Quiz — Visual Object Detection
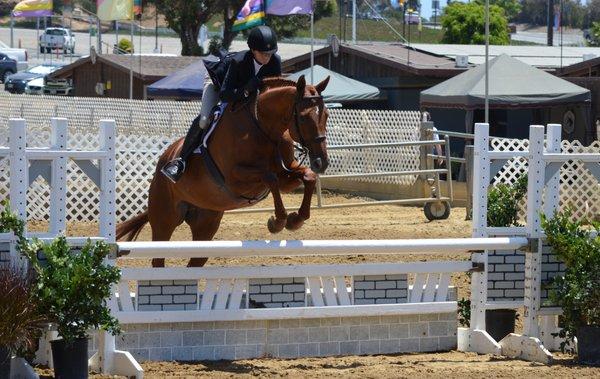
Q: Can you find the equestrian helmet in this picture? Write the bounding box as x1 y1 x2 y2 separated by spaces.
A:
247 26 278 53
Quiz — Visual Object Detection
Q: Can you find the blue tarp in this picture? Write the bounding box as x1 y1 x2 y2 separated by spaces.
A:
146 59 207 100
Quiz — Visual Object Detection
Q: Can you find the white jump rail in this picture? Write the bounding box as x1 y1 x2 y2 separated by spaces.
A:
116 237 529 259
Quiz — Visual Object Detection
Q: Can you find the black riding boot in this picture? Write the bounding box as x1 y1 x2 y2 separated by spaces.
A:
161 118 204 183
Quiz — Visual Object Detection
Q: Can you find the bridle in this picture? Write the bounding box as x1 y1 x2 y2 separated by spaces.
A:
245 91 326 169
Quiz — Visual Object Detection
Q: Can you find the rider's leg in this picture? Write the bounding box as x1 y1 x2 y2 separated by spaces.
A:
162 82 219 183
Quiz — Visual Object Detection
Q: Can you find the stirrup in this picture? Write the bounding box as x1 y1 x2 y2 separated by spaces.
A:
161 158 186 183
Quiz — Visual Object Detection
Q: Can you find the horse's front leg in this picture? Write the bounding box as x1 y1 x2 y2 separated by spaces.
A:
285 167 318 231
232 166 288 233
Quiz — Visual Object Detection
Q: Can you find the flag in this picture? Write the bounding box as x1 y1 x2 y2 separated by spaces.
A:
12 0 53 17
232 0 265 32
97 0 133 21
266 0 313 15
133 0 142 16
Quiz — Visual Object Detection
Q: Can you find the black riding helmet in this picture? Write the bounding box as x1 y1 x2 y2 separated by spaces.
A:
247 26 278 54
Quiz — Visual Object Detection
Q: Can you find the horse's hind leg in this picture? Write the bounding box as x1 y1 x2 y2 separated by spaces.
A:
148 181 187 267
185 206 224 267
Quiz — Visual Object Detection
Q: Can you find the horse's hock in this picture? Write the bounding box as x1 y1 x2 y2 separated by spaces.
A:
3 117 600 376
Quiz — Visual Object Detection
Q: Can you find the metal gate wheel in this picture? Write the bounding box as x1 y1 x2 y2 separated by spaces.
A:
424 201 451 221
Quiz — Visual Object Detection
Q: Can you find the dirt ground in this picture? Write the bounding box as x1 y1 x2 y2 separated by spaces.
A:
30 192 599 378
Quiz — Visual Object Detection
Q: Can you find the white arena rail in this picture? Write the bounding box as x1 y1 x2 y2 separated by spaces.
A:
116 237 529 258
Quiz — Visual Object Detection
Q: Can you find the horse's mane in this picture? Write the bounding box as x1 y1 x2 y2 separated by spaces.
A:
261 77 297 91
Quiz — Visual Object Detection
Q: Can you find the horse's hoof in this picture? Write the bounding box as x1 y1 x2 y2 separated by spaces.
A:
285 212 305 231
267 216 286 233
152 258 165 268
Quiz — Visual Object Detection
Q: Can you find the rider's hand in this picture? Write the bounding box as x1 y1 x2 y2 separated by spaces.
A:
244 77 263 96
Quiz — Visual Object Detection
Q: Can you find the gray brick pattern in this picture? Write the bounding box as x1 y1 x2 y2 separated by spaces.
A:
249 278 305 308
353 275 408 305
90 313 457 361
487 246 565 303
138 280 198 311
0 241 10 267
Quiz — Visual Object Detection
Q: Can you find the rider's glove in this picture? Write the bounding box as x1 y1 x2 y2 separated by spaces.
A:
243 77 263 97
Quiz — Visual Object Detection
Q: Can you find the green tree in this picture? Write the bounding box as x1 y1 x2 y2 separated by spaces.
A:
150 0 220 56
474 0 521 22
441 2 509 45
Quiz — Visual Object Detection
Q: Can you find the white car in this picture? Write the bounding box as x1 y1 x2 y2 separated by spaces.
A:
24 77 44 95
0 40 28 71
39 27 76 54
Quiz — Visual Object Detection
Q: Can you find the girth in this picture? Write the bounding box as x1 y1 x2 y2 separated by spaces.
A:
199 146 270 205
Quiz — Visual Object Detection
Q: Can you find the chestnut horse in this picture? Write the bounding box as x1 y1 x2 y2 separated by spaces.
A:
116 75 330 267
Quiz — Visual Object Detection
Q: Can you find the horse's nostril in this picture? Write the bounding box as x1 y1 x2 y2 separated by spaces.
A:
313 158 323 170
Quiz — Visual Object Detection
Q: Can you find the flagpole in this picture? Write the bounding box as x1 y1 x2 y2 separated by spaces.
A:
352 0 357 44
485 0 489 124
130 18 134 100
310 2 314 85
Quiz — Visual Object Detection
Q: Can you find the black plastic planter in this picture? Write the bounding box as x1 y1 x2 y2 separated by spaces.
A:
486 309 516 342
577 326 600 366
50 338 89 379
0 346 11 379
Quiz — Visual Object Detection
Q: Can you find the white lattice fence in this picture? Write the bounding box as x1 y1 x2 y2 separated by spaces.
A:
326 110 422 186
1 95 424 223
491 137 600 221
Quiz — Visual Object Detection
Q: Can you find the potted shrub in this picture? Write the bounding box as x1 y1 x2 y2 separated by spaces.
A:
541 210 600 365
0 201 47 379
485 175 527 340
25 237 122 378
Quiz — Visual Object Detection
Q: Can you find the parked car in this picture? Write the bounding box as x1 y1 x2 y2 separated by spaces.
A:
39 27 75 54
405 13 420 25
0 40 28 71
0 53 17 83
24 77 44 95
43 78 73 96
4 64 63 94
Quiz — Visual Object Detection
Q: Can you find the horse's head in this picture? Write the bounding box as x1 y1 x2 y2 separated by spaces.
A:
291 75 330 174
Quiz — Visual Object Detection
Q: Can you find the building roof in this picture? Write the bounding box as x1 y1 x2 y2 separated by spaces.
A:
283 43 465 77
49 53 201 81
411 44 600 69
287 65 380 102
420 54 590 110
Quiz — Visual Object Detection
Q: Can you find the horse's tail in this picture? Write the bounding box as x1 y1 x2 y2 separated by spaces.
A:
116 210 149 241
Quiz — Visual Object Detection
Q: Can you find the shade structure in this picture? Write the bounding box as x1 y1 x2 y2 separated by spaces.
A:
146 59 207 100
420 54 590 110
287 65 380 103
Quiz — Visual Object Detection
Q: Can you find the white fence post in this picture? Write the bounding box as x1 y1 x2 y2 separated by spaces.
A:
9 119 28 232
544 124 561 218
49 118 68 236
470 123 489 330
523 125 545 338
99 120 116 242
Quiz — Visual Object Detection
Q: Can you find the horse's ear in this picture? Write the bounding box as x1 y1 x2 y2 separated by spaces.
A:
315 76 330 95
296 75 306 100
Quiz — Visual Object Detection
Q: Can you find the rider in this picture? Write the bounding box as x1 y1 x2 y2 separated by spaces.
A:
161 25 282 183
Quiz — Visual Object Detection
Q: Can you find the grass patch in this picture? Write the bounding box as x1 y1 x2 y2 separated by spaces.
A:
296 16 444 44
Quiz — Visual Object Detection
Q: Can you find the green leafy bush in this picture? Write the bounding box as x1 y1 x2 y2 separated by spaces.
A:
458 298 471 327
441 2 510 45
541 210 600 352
0 200 27 251
25 237 121 343
117 38 134 54
487 175 528 227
